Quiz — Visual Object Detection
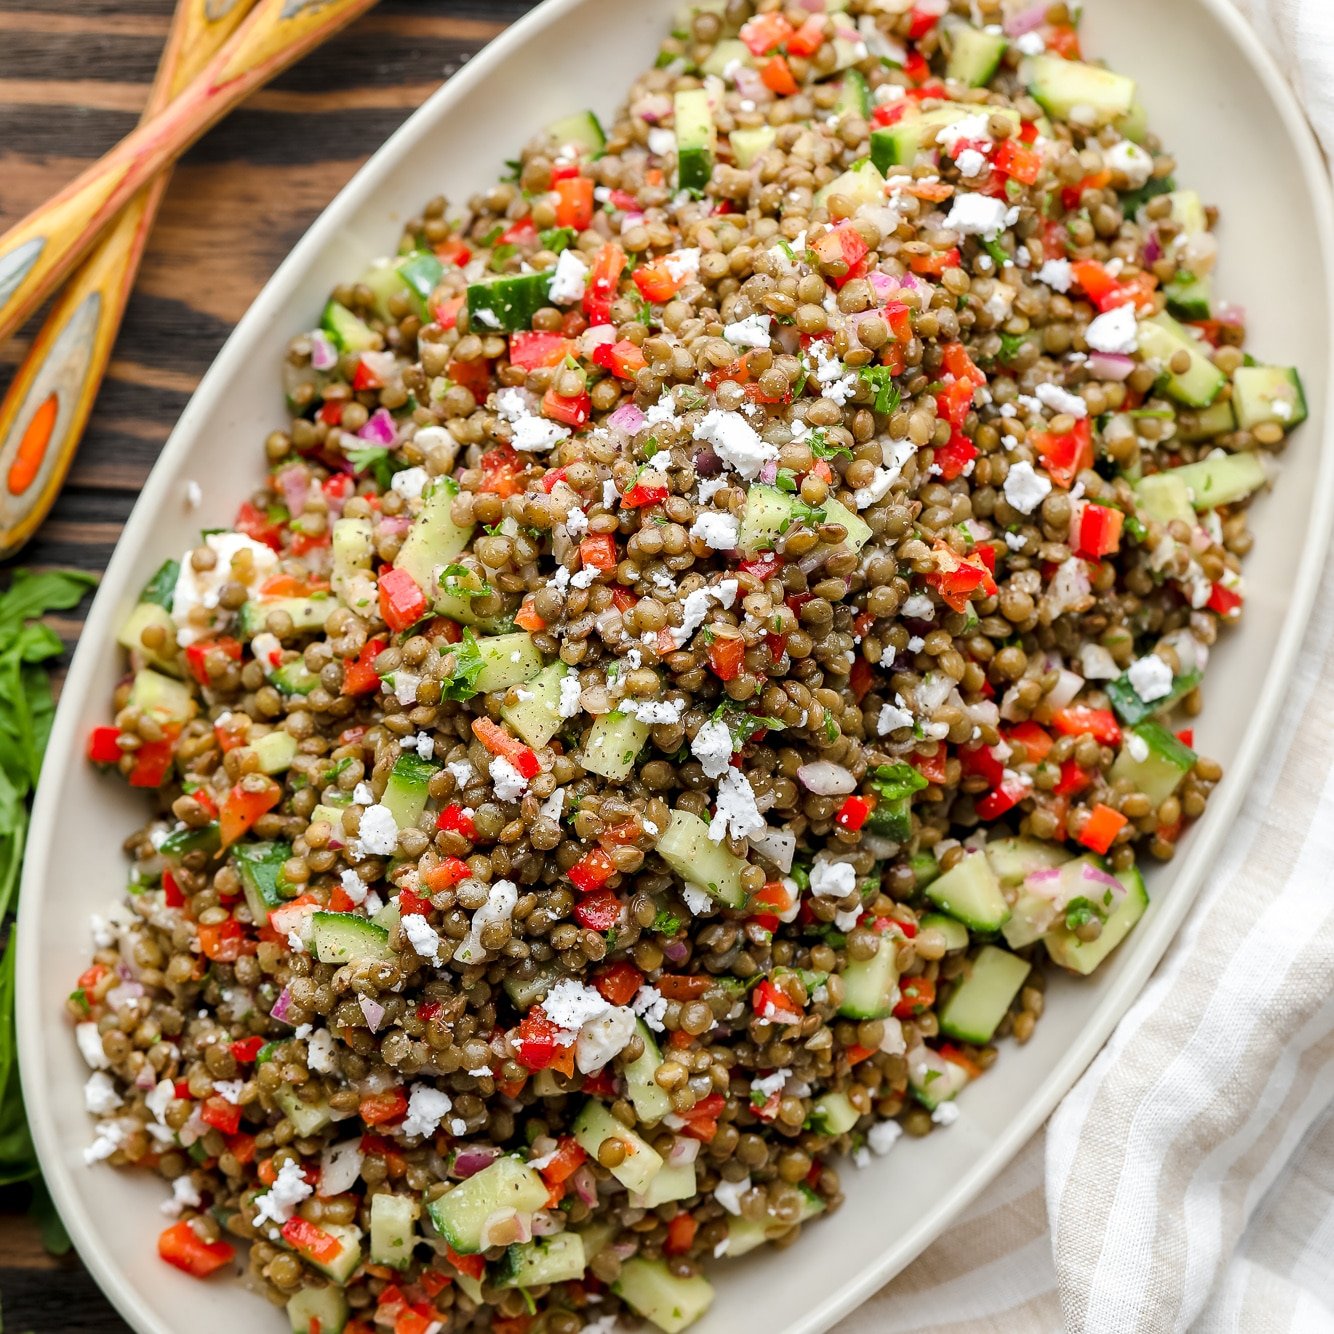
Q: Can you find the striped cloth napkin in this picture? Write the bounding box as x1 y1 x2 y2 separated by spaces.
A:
840 2 1334 1330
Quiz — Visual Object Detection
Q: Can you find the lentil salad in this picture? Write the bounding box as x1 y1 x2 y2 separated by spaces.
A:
70 2 1306 1332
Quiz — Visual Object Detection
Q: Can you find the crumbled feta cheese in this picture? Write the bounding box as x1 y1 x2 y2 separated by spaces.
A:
307 1028 338 1074
145 1080 174 1123
868 1120 904 1155
1105 139 1154 189
401 1085 453 1139
877 698 914 735
212 1079 245 1105
576 1006 637 1072
723 314 772 348
1127 654 1173 702
713 1176 751 1216
1085 303 1139 354
402 913 444 966
171 532 278 647
631 699 684 726
695 408 777 480
691 718 734 779
1126 732 1150 763
689 510 740 550
352 781 375 806
944 192 1010 239
810 854 857 899
84 1071 122 1115
446 760 474 790
547 248 589 305
1003 460 1052 515
931 1101 960 1127
662 249 700 282
647 126 677 157
539 788 566 824
84 1121 126 1165
879 1017 906 1056
391 467 429 501
696 475 730 504
669 583 732 648
632 984 668 1032
450 1119 468 1136
750 1069 790 1101
1036 258 1072 292
1005 531 1027 552
76 1022 109 1070
489 755 529 802
160 1174 203 1217
709 768 766 842
954 147 988 178
454 879 518 965
557 673 583 719
543 978 612 1039
879 644 897 668
936 114 993 153
680 884 713 916
563 506 589 538
1036 382 1088 418
407 732 435 761
1079 642 1120 680
254 1157 314 1227
354 804 398 857
513 415 571 453
908 636 927 653
901 593 935 620
391 672 421 706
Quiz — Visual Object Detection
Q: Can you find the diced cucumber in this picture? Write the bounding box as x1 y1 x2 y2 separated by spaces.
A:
1232 365 1307 432
496 1231 588 1288
919 913 970 952
809 1089 859 1135
425 1156 548 1254
730 125 775 168
1115 100 1149 144
305 1223 362 1285
907 1045 970 1111
1026 54 1136 122
271 661 319 696
330 517 376 614
286 1286 349 1334
308 911 393 965
116 603 179 673
870 103 1015 172
674 88 716 194
911 852 941 889
253 730 298 775
1044 862 1148 974
369 1192 419 1269
984 835 1070 887
1108 720 1196 805
502 961 560 1012
1166 189 1208 235
814 158 885 212
614 1258 714 1334
1133 472 1195 526
1165 271 1212 322
1106 664 1201 726
274 1084 333 1137
864 793 911 841
821 496 873 551
580 710 650 781
1000 890 1059 950
159 822 220 860
547 109 606 155
925 852 1010 933
397 251 444 319
630 1158 697 1208
938 945 1031 1045
474 631 544 694
654 808 749 908
360 259 412 321
232 841 291 924
321 300 378 354
737 484 799 553
835 69 871 119
466 272 553 333
622 1019 672 1124
500 660 569 749
1169 451 1268 509
822 33 868 75
394 480 474 598
572 1101 664 1195
1136 314 1225 407
1176 398 1236 443
701 38 751 78
380 751 440 830
129 668 196 726
943 23 1007 87
724 1187 824 1257
837 937 899 1020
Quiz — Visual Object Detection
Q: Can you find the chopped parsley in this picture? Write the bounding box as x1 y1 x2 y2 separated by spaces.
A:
439 630 487 701
858 365 901 415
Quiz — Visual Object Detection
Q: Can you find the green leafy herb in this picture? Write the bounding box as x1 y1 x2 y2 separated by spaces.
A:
488 243 520 273
501 158 523 184
652 909 683 936
808 430 852 461
858 365 901 415
438 564 493 600
138 559 179 610
538 226 575 254
347 445 408 492
774 469 799 493
440 629 486 701
1119 174 1176 216
982 236 1009 269
1064 897 1099 932
480 222 505 247
712 703 785 749
997 331 1029 363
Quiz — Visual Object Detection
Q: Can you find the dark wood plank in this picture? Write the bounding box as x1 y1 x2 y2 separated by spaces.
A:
0 1 535 1324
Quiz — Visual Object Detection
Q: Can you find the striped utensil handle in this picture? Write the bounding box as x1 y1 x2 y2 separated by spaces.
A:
0 0 261 559
0 0 379 350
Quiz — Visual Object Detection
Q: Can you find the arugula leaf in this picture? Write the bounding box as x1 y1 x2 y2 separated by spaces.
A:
440 629 486 701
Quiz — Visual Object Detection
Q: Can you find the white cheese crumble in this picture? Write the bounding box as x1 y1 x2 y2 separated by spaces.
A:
543 978 612 1039
539 787 566 823
1126 732 1150 763
575 1006 637 1073
160 1174 203 1217
84 1071 122 1115
877 697 914 735
391 467 429 501
647 126 677 157
879 644 897 668
547 248 589 305
680 884 713 916
1127 654 1174 702
901 593 935 620
76 1022 109 1070
713 1176 751 1217
401 1085 453 1139
446 759 474 790
632 984 668 1032
695 407 777 480
352 781 375 805
1036 382 1089 418
402 913 444 966
84 1121 126 1166
931 1101 961 1127
668 580 737 648
691 718 734 779
1036 258 1073 292
709 768 766 842
810 854 856 899
631 699 684 726
662 248 700 282
1105 139 1154 189
1015 29 1046 55
943 192 1010 240
557 673 583 718
690 511 740 550
307 1028 338 1074
868 1120 904 1155
489 755 529 801
722 314 772 348
353 804 398 857
406 733 435 761
954 147 988 178
936 114 993 153
254 1158 314 1227
1085 303 1139 354
454 879 518 965
1003 460 1052 515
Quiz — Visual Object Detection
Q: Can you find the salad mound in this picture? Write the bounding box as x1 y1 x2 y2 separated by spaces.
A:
72 3 1301 1332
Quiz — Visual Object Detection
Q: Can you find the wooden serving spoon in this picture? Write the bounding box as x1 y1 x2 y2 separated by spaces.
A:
0 0 262 559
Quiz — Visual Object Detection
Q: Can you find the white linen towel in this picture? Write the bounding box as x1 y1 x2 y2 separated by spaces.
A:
842 2 1334 1329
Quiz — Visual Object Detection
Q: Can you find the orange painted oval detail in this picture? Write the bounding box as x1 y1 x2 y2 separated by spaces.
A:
9 392 57 496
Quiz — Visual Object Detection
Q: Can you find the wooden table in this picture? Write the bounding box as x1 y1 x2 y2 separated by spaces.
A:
0 0 531 1325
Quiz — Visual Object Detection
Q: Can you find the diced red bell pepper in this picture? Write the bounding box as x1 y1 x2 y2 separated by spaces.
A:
512 1009 564 1071
786 12 826 53
902 49 930 84
554 176 594 230
1060 169 1112 212
579 533 618 573
632 259 687 304
1078 803 1129 855
542 385 592 427
925 540 997 612
1207 583 1242 618
941 343 986 389
893 975 935 1018
162 868 185 908
342 637 387 696
907 4 942 38
377 566 428 633
509 331 575 370
849 656 874 704
933 432 978 482
752 978 803 1025
471 717 541 779
569 847 617 894
993 138 1042 185
959 743 1005 789
573 889 623 932
939 1043 984 1079
87 725 122 765
499 217 538 247
594 961 645 1007
351 351 398 393
740 11 794 54
537 1136 588 1190
834 793 876 832
1051 706 1122 746
909 246 961 277
593 338 647 379
129 737 175 789
1073 502 1125 560
760 54 799 96
184 637 242 686
656 975 711 1000
621 479 669 508
872 100 910 128
359 1087 408 1126
935 378 977 431
514 595 547 632
433 235 471 266
432 293 465 330
911 748 949 785
1043 21 1082 58
1053 759 1092 796
234 499 283 551
479 443 523 497
707 636 745 681
975 772 1032 820
219 777 282 848
1031 418 1093 489
422 856 472 892
230 1036 265 1064
158 1220 235 1278
201 1096 242 1136
436 804 477 840
810 223 870 287
1070 259 1157 313
398 887 431 918
664 1212 698 1256
197 917 249 963
583 242 626 325
677 1090 724 1142
1006 721 1053 765
282 1216 343 1265
445 1245 487 1282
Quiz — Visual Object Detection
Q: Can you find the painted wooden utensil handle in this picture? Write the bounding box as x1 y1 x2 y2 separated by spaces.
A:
0 0 260 559
0 0 379 349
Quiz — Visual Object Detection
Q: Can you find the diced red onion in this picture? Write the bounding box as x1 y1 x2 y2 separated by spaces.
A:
609 1238 640 1262
632 92 673 124
1075 862 1125 896
376 515 412 542
531 1211 566 1237
135 1065 159 1091
479 1209 530 1249
269 985 294 1025
759 458 779 485
733 65 770 104
1143 230 1162 264
580 323 617 354
1004 2 1049 35
1215 301 1246 327
105 982 144 1012
452 1146 502 1179
662 937 690 965
359 997 386 1032
750 826 796 873
1047 668 1085 710
796 761 857 796
608 403 646 433
1025 866 1065 891
319 1138 365 1196
570 1163 599 1207
357 407 398 446
1086 352 1136 382
668 1137 700 1167
796 546 829 576
310 330 339 372
275 464 310 515
867 271 896 301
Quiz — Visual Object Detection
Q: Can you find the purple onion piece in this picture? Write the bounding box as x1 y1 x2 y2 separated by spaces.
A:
1086 352 1136 382
570 1162 599 1207
269 985 294 1025
662 937 690 965
608 402 647 433
357 407 398 445
310 330 339 372
694 446 722 476
1004 1 1049 35
452 1145 502 1179
359 996 386 1033
796 761 857 796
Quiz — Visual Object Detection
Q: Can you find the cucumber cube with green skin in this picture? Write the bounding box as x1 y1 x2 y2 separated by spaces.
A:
1167 452 1268 510
116 603 179 674
821 496 873 551
546 109 606 154
870 104 1020 171
943 23 1008 87
394 480 474 600
1175 398 1237 443
500 660 569 748
495 1232 588 1289
473 631 544 694
271 661 319 696
369 1192 419 1269
729 125 775 168
614 1258 714 1334
723 1185 823 1257
159 822 220 860
425 1156 548 1254
939 945 1032 1045
1133 472 1195 526
129 668 196 726
380 751 440 830
907 1045 971 1111
622 1019 672 1124
674 88 716 193
286 1286 349 1334
303 1223 362 1285
308 911 393 965
396 251 444 318
1231 365 1307 431
1115 101 1149 144
320 300 378 354
654 808 749 908
503 961 561 1012
572 1101 664 1195
232 841 291 924
737 484 802 553
1108 720 1197 805
1136 314 1226 407
580 710 650 781
864 794 911 841
813 158 886 212
1165 271 1213 321
466 271 553 333
1166 189 1208 235
1045 862 1148 974
919 913 970 953
253 730 298 775
911 852 941 889
237 595 334 640
359 259 412 321
835 69 871 118
1105 665 1201 726
1000 891 1059 949
809 1089 860 1135
275 1085 333 1137
925 851 1011 933
983 836 1070 888
630 1159 697 1208
331 516 376 612
837 937 900 1020
1025 54 1137 122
